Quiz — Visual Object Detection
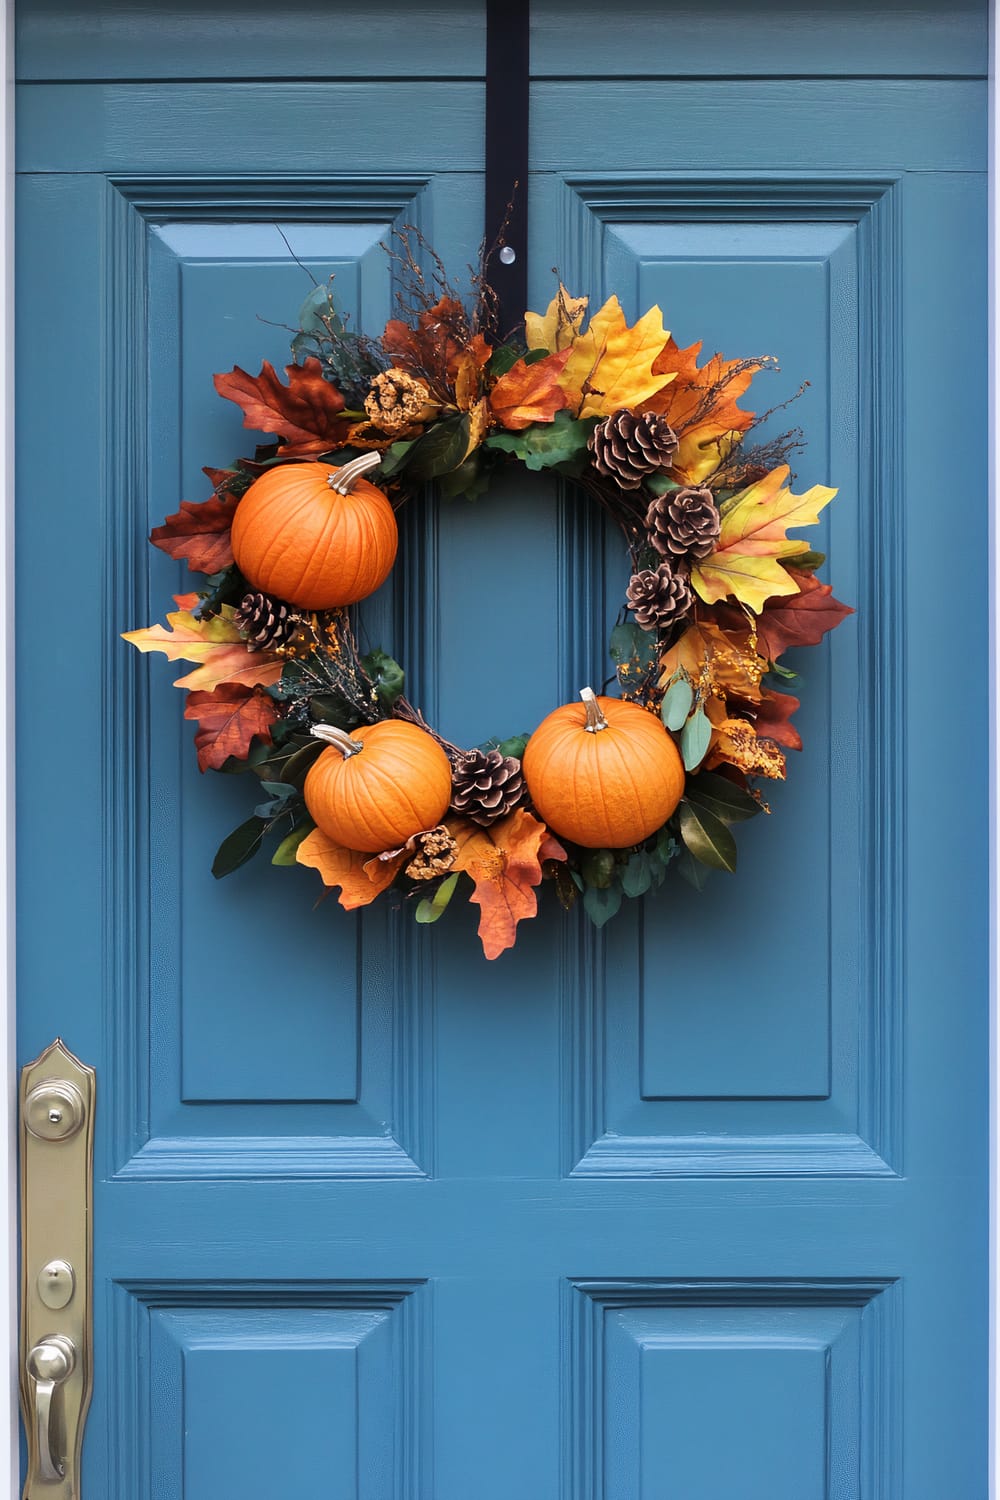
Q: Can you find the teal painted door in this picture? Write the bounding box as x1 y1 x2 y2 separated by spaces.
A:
15 2 988 1494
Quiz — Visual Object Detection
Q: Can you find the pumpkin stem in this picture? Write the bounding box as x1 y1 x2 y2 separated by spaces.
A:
310 723 364 757
328 451 382 495
580 686 608 734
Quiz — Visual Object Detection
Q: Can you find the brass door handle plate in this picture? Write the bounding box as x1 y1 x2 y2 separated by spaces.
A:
19 1041 94 1498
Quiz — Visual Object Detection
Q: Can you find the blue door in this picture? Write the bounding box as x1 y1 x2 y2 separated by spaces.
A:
16 2 988 1494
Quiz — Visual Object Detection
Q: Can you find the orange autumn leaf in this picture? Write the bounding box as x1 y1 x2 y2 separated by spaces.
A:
122 603 284 693
703 696 786 780
383 297 476 391
295 827 400 909
559 296 674 419
640 338 763 484
659 618 767 703
488 347 572 430
150 494 236 575
184 684 278 772
213 356 350 455
445 808 567 959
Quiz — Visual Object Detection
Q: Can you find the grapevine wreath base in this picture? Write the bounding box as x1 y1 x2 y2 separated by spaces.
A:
126 234 852 958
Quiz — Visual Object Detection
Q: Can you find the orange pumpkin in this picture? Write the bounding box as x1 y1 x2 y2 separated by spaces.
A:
522 687 684 848
304 719 453 853
231 452 398 610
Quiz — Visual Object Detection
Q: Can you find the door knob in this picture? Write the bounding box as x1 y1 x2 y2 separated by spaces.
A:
25 1336 76 1481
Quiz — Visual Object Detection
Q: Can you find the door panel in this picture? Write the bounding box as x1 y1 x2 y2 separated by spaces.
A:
15 3 989 1496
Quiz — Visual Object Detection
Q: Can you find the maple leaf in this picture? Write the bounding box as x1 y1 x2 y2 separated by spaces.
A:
559 296 674 419
183 685 278 772
640 338 762 485
751 572 854 661
488 347 572 430
382 297 474 392
751 687 802 750
122 603 284 692
659 619 766 703
445 808 567 959
150 495 236 575
213 356 349 455
691 465 836 614
525 284 589 352
295 827 400 909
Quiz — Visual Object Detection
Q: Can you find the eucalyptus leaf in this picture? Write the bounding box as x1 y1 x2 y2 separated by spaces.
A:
609 621 658 679
581 849 617 890
272 823 314 866
415 872 461 924
661 676 694 731
583 883 623 929
212 816 268 878
767 661 799 680
676 847 714 890
680 707 712 771
784 549 826 572
678 801 738 873
621 850 653 898
644 472 682 497
684 771 761 823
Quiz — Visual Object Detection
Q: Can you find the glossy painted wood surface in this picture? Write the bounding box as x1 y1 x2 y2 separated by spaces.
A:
14 1 989 1495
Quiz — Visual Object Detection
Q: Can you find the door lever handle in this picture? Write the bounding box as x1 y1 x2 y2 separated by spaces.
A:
25 1336 76 1482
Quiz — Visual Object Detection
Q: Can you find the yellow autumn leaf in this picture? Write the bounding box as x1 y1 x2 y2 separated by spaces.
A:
557 296 674 419
691 465 837 614
524 284 589 352
122 601 283 692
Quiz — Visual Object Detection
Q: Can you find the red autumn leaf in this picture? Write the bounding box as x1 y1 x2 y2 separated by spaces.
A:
382 297 475 392
489 347 572 430
445 808 567 959
753 572 854 661
751 687 802 750
150 495 236 575
213 356 349 455
183 685 278 772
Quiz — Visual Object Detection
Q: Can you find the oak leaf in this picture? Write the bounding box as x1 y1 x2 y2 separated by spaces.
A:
150 495 236 575
691 465 836 613
122 602 284 692
213 356 349 455
184 684 278 771
445 808 567 959
525 284 589 352
559 296 674 419
295 827 400 909
641 338 762 485
488 347 572 430
751 572 854 661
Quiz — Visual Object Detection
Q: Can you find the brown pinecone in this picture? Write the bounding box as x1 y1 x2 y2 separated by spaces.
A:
646 486 720 562
450 748 525 827
406 825 459 881
235 591 299 651
626 563 694 631
588 409 679 489
364 369 438 433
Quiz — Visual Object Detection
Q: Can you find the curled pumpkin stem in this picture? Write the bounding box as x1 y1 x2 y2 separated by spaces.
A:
328 451 382 494
310 723 364 758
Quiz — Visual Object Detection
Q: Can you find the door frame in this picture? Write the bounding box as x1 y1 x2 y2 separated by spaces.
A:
0 4 995 1492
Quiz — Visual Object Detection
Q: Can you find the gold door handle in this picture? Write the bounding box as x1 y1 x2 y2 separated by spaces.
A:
25 1336 76 1481
19 1041 94 1499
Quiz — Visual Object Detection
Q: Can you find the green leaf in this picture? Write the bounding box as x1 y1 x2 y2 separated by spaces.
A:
678 801 738 873
784 549 826 572
676 847 713 890
485 410 595 473
583 883 623 929
377 438 417 479
684 771 761 824
495 734 529 759
609 621 658 684
581 849 617 890
404 414 471 481
621 850 653 898
415 871 461 924
487 343 524 378
272 823 314 865
212 816 268 878
767 660 799 681
361 647 405 709
680 707 712 771
644 472 682 497
661 676 694 731
653 829 679 867
254 737 324 788
439 453 492 503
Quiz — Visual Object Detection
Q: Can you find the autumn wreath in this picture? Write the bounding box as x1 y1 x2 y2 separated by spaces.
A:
126 233 852 958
